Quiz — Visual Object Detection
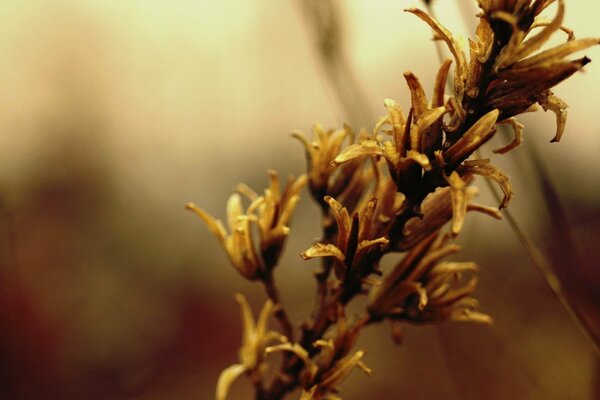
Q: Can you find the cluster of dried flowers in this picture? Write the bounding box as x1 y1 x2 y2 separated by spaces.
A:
188 1 598 399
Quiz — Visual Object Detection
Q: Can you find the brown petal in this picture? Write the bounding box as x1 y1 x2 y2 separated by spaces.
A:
443 109 499 166
185 202 228 243
406 8 467 99
384 98 407 157
413 106 447 154
404 72 428 119
446 172 468 236
517 0 565 61
433 59 452 107
539 94 568 142
493 118 524 154
300 243 345 263
514 37 600 69
334 140 382 164
462 160 512 209
216 363 247 400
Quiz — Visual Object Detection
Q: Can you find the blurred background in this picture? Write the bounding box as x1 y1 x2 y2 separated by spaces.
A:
0 0 599 399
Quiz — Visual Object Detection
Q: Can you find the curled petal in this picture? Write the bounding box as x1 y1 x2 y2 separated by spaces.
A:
358 198 377 240
462 160 512 209
334 140 382 165
425 262 479 293
267 170 281 203
514 37 600 70
313 339 335 352
355 237 390 263
447 172 468 236
279 195 301 228
443 109 499 166
226 193 245 233
493 118 524 154
467 203 503 219
434 59 452 107
236 183 259 200
539 94 568 142
265 343 318 381
417 106 448 132
405 150 432 172
384 98 407 156
406 241 462 283
405 8 467 100
255 298 275 339
185 202 227 243
517 0 565 61
319 350 371 389
397 189 453 251
529 19 574 42
325 195 352 249
235 293 258 342
413 107 448 154
216 364 247 400
301 243 345 263
291 130 314 158
430 275 479 306
403 72 428 119
447 306 492 324
357 237 389 252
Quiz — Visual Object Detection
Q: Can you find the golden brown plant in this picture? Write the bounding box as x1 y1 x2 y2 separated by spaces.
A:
188 1 598 399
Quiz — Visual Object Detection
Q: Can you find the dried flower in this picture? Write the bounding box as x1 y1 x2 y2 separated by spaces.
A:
300 194 391 283
187 2 597 398
409 0 600 145
215 294 287 400
368 232 491 325
237 170 308 269
293 124 369 207
299 350 371 400
187 171 306 279
396 178 502 250
186 195 262 280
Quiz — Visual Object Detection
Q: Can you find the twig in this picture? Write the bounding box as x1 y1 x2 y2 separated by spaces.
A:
475 148 600 357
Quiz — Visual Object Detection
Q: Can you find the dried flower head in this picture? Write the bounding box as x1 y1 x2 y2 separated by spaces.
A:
187 1 597 399
187 171 306 279
368 232 491 325
409 0 599 145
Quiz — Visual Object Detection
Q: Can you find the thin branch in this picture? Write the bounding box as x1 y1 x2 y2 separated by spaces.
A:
475 148 600 357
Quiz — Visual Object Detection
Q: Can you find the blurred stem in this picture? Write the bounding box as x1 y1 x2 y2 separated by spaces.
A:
475 148 600 357
295 0 375 126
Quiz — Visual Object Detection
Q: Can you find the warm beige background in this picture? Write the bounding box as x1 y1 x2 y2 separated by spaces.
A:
0 1 599 399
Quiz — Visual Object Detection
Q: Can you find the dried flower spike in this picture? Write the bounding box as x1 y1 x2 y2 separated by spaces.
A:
187 171 306 279
185 2 597 399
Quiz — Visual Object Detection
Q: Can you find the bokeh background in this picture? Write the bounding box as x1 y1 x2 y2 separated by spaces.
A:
1 0 599 399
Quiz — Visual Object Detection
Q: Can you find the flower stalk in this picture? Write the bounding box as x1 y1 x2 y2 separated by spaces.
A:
188 1 598 398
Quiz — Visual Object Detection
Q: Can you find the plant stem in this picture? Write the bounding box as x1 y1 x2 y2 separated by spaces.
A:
263 272 295 342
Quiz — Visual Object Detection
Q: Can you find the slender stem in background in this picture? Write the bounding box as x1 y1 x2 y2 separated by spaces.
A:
475 149 600 357
294 0 375 127
424 0 600 358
